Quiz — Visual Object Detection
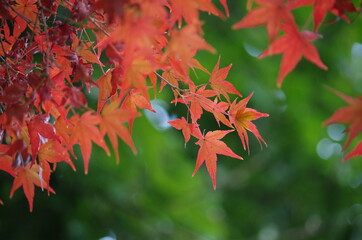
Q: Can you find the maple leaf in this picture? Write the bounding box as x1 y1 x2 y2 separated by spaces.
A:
287 0 356 30
168 117 201 144
121 89 155 131
323 90 362 149
165 25 215 75
11 0 38 36
229 93 269 153
10 163 55 212
330 0 358 23
28 115 60 161
38 140 74 168
344 141 362 161
100 100 138 163
0 0 12 19
94 0 130 23
313 0 336 31
0 145 14 176
168 0 223 28
159 70 180 98
71 33 102 66
209 57 242 102
233 0 296 41
124 56 156 99
38 140 75 190
173 85 219 123
96 70 113 112
259 24 328 87
68 111 110 174
219 0 229 16
193 130 243 189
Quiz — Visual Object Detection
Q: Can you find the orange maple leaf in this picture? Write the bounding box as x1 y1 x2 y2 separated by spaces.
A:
10 163 55 212
193 130 243 189
96 70 113 113
259 24 327 87
229 93 269 153
173 85 218 123
233 0 295 41
68 111 110 174
121 89 155 132
324 90 362 149
100 100 138 163
11 0 38 36
168 0 223 28
38 140 75 192
165 25 215 75
209 57 242 102
168 117 201 144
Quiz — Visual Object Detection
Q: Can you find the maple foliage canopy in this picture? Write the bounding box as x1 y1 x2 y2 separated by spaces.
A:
0 0 361 210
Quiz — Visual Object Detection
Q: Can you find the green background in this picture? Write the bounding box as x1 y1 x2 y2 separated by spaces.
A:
1 1 362 239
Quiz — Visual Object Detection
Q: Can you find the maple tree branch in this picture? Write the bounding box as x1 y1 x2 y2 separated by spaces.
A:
0 30 10 78
61 0 73 8
153 71 181 91
37 0 51 80
89 17 111 37
81 28 106 75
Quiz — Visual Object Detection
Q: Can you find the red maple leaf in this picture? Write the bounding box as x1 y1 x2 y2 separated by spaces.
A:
330 0 358 23
229 93 269 153
219 0 229 16
28 115 60 161
193 130 243 189
94 0 130 23
286 0 356 30
344 141 362 161
324 90 362 149
259 24 327 87
0 144 14 176
313 0 336 31
10 163 55 212
233 0 295 41
0 0 12 19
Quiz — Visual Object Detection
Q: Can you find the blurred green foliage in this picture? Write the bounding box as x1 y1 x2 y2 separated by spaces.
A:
1 1 362 240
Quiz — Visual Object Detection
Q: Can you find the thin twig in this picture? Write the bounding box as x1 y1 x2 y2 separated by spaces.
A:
89 17 111 37
82 27 106 75
0 22 11 79
37 0 51 79
153 71 182 91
